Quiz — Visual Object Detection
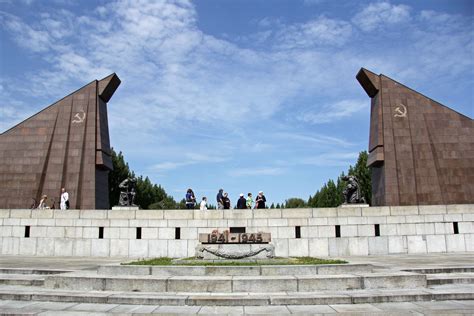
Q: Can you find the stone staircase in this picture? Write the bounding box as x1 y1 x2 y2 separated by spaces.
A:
401 267 474 286
0 263 472 307
0 268 71 287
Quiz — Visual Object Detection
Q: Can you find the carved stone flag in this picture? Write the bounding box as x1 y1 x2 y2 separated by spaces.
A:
0 74 121 209
357 68 473 206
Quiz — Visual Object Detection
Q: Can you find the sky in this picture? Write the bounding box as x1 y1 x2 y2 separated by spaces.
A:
0 0 473 206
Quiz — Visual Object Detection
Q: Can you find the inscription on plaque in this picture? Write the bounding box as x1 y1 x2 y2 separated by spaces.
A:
199 230 271 244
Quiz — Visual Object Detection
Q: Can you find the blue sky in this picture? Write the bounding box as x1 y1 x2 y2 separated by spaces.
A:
1 0 473 206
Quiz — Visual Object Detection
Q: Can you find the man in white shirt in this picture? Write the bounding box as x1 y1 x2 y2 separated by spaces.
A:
60 188 69 210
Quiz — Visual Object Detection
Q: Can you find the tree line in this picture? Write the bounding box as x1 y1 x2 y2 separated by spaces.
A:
283 151 371 208
109 149 371 209
109 149 184 209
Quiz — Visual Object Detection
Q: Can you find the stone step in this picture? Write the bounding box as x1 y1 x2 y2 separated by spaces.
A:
402 267 474 274
0 274 44 286
99 263 374 276
0 268 72 275
44 271 426 293
427 273 474 285
0 284 472 306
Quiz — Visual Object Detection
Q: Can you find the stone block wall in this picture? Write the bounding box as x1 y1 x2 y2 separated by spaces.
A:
0 205 472 258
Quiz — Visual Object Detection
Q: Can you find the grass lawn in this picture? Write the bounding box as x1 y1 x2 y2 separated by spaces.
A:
124 257 347 266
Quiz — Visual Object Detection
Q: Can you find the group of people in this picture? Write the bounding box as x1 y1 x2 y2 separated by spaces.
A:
186 188 267 210
37 188 70 210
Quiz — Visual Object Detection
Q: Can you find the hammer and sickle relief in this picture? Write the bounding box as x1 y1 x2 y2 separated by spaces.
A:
72 110 86 123
394 103 407 118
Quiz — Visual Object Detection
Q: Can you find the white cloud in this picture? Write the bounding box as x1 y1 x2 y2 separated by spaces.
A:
352 2 411 32
298 152 359 167
0 13 52 52
1 0 472 136
149 153 228 173
274 132 353 147
297 99 368 124
276 16 352 49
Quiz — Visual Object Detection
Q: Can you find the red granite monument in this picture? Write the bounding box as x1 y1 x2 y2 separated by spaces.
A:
0 74 120 209
357 68 473 206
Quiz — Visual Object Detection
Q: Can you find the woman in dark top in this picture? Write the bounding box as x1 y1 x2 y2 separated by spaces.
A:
255 191 266 209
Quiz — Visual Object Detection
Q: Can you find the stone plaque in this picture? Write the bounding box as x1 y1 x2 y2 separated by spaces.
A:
199 231 271 244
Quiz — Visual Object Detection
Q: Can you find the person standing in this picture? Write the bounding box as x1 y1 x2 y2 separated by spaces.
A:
60 188 69 210
255 191 266 209
37 195 48 209
246 193 254 209
200 197 208 210
223 192 231 209
185 188 196 209
237 193 246 209
216 189 224 210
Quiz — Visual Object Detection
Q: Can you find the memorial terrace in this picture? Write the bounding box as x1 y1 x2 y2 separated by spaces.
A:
0 204 472 258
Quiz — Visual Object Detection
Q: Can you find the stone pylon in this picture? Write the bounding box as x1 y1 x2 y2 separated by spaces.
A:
0 74 121 209
357 68 473 206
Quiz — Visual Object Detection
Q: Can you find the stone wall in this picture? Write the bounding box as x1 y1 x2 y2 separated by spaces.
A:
0 205 472 258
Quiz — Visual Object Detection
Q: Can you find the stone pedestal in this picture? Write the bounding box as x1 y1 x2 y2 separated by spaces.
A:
196 244 275 260
112 206 139 211
340 204 370 208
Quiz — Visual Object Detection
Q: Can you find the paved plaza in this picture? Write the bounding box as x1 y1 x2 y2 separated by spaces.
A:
0 253 472 314
0 298 473 315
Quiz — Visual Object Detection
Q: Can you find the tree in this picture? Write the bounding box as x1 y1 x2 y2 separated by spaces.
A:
309 150 372 207
348 151 371 205
270 203 275 209
108 149 132 207
284 198 307 208
109 149 178 209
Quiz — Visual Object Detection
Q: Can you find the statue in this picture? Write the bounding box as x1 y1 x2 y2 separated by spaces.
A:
118 177 137 206
341 175 366 204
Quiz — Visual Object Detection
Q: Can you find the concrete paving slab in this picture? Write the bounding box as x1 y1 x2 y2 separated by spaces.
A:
66 302 119 312
412 300 470 310
155 305 201 313
0 308 37 315
287 304 337 313
371 301 425 311
198 305 244 314
107 303 142 313
31 301 78 311
0 299 39 308
244 305 291 314
38 311 108 316
335 253 474 270
414 310 474 315
0 256 126 270
129 305 160 313
454 300 474 308
329 303 383 312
